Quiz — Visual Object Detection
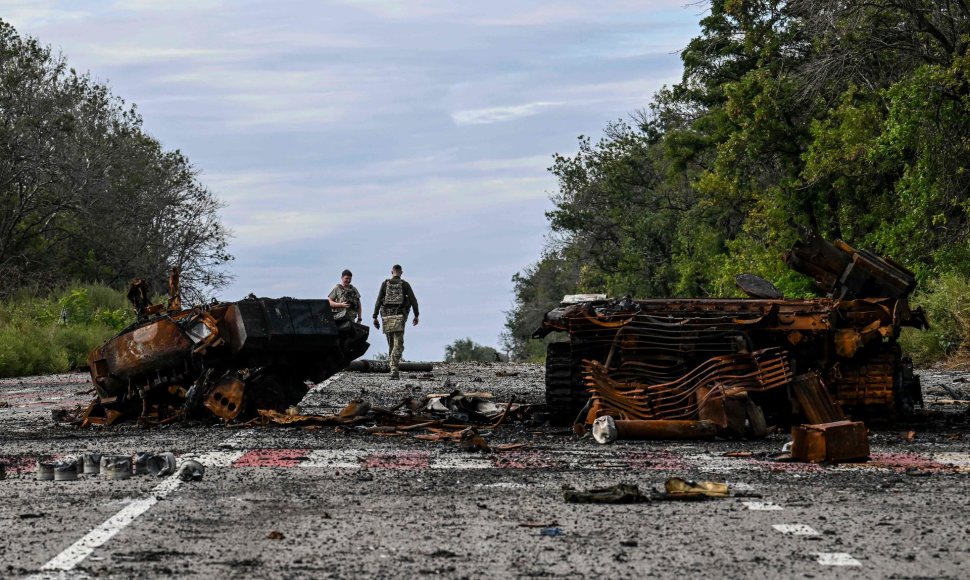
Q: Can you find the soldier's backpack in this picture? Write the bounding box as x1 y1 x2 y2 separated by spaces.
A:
383 279 404 306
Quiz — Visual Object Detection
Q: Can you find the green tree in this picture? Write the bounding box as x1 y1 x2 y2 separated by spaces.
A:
444 338 502 363
507 1 970 362
0 20 232 299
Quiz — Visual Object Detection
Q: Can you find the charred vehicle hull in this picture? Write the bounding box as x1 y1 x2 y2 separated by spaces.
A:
534 237 927 428
85 296 369 426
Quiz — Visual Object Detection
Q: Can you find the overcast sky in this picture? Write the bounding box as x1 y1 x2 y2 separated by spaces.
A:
3 0 701 360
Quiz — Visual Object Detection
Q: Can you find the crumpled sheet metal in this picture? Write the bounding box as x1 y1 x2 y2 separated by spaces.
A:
664 477 729 499
254 391 533 453
424 390 523 423
563 483 649 504
535 237 929 419
257 409 353 426
583 348 791 424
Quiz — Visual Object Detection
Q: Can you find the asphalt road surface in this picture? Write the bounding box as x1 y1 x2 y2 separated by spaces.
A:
1 363 968 579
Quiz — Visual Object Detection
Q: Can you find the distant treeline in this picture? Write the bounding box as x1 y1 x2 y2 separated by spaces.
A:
0 20 231 302
505 2 970 364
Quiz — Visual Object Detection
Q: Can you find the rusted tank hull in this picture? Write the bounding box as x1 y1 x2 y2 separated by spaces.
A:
89 317 194 398
537 237 927 428
85 296 369 425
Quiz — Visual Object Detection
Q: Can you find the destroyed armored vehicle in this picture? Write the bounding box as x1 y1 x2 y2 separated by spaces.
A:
82 269 369 426
534 237 928 428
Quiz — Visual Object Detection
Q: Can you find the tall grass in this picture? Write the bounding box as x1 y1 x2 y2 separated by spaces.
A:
899 273 970 367
0 284 133 377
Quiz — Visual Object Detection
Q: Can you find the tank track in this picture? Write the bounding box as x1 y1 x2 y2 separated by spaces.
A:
545 342 588 426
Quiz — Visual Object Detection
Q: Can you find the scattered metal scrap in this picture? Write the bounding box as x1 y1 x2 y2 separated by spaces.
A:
535 236 929 455
663 478 729 500
81 268 370 426
563 483 650 504
253 390 534 451
562 479 731 503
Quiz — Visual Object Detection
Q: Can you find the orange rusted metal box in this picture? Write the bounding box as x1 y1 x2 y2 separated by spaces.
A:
791 420 869 463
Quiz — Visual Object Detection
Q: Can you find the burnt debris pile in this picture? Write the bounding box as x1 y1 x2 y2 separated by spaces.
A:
535 237 929 460
81 268 370 427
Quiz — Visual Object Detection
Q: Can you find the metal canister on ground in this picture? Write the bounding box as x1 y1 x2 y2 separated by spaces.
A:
82 453 102 475
101 455 132 480
36 461 55 481
54 460 78 481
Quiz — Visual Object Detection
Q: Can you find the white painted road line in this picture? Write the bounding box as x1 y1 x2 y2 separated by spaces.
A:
932 452 970 472
30 451 229 576
813 552 862 566
684 453 747 472
772 524 819 536
183 450 246 467
742 501 783 511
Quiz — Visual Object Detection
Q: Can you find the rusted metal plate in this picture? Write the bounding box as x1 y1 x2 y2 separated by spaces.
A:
88 316 194 398
791 420 870 463
203 375 246 421
791 373 846 424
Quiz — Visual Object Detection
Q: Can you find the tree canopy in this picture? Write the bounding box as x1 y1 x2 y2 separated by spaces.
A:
505 1 970 359
0 20 231 301
444 338 502 363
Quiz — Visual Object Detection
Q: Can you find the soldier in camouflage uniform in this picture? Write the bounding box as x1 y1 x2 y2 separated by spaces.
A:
372 264 419 379
329 269 362 323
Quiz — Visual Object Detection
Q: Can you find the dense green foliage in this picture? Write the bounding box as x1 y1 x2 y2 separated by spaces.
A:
0 20 231 301
899 274 970 365
506 1 970 362
0 284 133 377
444 338 502 363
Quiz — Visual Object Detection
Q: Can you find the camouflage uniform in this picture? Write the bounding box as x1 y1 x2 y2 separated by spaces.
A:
373 276 419 376
328 283 361 322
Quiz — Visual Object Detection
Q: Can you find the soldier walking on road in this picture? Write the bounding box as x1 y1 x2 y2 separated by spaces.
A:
373 264 419 379
329 269 362 323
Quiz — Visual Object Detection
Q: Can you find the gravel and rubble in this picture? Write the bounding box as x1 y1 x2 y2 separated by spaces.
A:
0 362 968 579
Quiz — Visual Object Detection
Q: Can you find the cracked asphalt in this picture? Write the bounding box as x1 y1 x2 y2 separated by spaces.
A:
1 362 968 579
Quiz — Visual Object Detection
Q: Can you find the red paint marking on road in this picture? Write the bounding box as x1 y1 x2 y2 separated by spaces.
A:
625 451 688 471
232 449 308 467
0 454 56 473
362 451 430 469
868 452 947 472
492 451 557 469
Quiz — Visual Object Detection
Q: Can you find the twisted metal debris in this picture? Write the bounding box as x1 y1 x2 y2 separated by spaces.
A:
535 236 929 435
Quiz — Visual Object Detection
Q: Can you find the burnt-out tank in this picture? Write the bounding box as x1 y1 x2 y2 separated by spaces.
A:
83 272 369 426
533 237 928 427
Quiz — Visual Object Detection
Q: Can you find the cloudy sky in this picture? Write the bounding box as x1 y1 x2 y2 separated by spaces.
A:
3 0 701 360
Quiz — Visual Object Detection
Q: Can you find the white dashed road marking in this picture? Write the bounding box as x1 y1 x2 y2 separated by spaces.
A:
931 452 970 472
813 552 862 566
772 524 819 536
742 501 783 511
